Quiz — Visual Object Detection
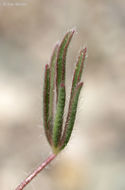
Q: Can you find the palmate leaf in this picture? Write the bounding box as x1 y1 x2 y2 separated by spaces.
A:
43 29 87 154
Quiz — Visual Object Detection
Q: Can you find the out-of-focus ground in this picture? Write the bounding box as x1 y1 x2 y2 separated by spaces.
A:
0 0 125 189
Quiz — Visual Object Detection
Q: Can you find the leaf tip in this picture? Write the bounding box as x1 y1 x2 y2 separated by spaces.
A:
45 64 49 70
60 83 65 88
69 27 76 34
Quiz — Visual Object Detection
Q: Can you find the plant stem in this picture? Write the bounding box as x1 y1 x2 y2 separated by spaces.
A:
15 153 56 190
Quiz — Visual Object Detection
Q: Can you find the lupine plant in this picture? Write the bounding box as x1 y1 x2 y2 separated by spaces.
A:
15 29 87 190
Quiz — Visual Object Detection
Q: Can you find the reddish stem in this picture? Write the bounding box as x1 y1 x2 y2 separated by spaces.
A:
15 153 56 190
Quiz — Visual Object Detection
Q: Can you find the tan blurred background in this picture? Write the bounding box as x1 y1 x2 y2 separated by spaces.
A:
0 0 125 189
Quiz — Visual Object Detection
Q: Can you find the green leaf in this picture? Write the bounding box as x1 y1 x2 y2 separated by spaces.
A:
71 47 86 98
56 29 75 99
52 84 66 147
60 82 83 150
43 64 52 144
49 44 59 124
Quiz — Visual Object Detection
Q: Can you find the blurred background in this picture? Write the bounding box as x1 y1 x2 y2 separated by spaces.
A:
0 0 125 189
